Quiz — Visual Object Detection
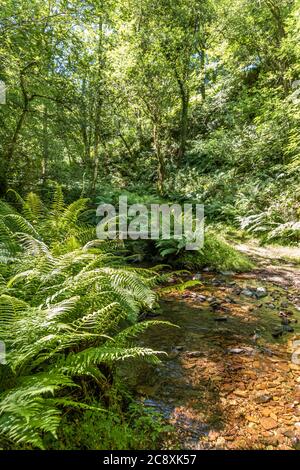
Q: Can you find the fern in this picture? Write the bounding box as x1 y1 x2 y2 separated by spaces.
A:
0 189 168 449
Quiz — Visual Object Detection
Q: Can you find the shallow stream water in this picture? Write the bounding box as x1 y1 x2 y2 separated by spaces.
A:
125 271 300 449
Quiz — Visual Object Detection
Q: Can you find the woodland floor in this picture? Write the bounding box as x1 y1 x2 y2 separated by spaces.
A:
132 243 300 450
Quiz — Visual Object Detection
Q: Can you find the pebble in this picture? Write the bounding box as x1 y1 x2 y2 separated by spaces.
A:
255 394 273 404
192 273 202 280
246 415 259 423
267 303 276 309
256 287 268 298
197 295 207 302
186 351 204 358
228 348 245 354
241 289 254 297
261 417 278 430
234 390 248 397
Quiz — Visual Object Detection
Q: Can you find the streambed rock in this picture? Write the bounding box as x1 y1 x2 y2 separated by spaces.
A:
186 351 205 358
260 417 278 430
192 273 202 280
256 287 268 298
255 394 273 404
197 295 207 302
241 288 254 297
240 286 268 299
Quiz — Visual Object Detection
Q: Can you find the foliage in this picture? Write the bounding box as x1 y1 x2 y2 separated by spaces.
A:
178 231 253 272
0 189 168 449
47 400 172 450
1 0 299 243
1 0 299 450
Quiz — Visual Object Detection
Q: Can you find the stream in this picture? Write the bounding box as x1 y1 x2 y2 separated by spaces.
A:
126 263 300 450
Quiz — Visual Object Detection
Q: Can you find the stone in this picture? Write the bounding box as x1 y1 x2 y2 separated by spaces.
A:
256 287 268 298
209 298 222 306
261 417 278 430
192 273 202 280
228 348 245 354
197 295 207 302
255 394 273 404
216 436 226 446
241 289 254 297
224 296 236 303
272 328 283 338
267 303 276 309
186 351 204 358
233 389 248 397
246 415 259 423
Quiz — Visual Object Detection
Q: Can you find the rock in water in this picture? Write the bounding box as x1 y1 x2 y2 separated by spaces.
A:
197 294 207 302
256 287 267 298
186 351 204 358
255 394 272 404
272 328 283 338
241 288 254 297
192 273 202 280
261 417 278 430
228 348 244 354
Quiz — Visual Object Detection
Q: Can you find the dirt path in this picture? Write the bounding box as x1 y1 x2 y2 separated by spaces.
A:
236 242 300 290
133 244 300 450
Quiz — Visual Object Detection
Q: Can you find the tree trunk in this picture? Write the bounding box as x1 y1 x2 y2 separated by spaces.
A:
91 18 104 196
178 91 189 161
200 49 206 101
153 123 165 195
41 104 49 184
175 74 189 162
0 105 28 197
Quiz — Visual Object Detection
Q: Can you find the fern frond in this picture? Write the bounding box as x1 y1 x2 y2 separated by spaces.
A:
23 192 45 222
59 198 90 229
1 214 40 239
51 184 65 215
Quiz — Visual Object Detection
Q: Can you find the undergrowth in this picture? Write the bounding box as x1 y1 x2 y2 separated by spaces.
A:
0 187 169 449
